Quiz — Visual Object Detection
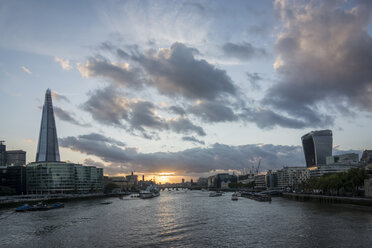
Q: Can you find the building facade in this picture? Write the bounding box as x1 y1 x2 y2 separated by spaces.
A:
361 150 372 165
254 174 267 189
277 166 309 189
26 162 103 194
301 130 333 167
5 150 26 166
308 164 358 178
36 89 60 162
0 142 6 167
266 170 278 189
0 141 26 167
326 153 359 165
208 173 237 189
365 179 372 198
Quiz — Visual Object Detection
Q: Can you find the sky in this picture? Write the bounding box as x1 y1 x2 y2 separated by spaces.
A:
0 0 371 183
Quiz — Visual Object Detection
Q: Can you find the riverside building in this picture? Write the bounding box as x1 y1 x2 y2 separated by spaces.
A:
26 89 103 194
26 162 103 194
277 166 309 190
0 141 26 167
301 130 333 167
0 141 27 194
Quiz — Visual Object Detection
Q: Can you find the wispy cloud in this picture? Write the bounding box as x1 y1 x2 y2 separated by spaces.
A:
51 91 70 103
21 66 32 74
54 56 72 70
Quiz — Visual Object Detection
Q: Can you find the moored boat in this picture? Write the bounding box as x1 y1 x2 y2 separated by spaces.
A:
15 202 64 212
15 204 30 212
209 192 223 197
140 184 160 199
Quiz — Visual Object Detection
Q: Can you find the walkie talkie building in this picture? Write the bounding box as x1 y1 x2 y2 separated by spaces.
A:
301 130 333 167
35 89 60 162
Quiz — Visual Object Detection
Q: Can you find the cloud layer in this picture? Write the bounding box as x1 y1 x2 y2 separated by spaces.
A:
264 0 372 125
59 133 306 174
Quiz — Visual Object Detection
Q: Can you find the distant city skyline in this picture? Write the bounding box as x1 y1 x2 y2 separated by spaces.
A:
1 0 372 183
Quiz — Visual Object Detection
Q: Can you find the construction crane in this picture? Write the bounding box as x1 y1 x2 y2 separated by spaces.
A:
256 158 262 174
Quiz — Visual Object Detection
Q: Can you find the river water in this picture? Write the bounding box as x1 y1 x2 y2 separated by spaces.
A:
1 190 372 247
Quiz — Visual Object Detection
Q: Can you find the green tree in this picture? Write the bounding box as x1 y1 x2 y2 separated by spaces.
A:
0 186 16 196
104 183 120 194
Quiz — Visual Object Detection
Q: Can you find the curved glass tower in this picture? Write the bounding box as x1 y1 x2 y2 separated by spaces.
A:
301 130 332 167
35 89 60 162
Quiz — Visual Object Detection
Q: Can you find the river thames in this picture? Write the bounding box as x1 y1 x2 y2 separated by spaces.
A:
1 191 372 248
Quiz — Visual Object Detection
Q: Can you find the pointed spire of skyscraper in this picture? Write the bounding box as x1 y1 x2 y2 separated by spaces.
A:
36 89 60 162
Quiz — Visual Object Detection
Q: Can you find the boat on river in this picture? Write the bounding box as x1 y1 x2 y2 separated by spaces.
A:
140 184 160 199
209 192 223 197
241 192 271 202
16 202 64 212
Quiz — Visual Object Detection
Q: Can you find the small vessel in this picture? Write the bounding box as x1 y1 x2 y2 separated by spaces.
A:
209 192 222 197
232 192 241 197
231 195 238 201
140 184 160 199
100 201 112 205
16 202 64 212
29 202 50 211
51 203 64 209
15 204 30 212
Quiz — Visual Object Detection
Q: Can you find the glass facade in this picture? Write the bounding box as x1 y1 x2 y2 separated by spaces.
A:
301 130 332 167
36 89 60 162
0 143 6 167
26 162 103 194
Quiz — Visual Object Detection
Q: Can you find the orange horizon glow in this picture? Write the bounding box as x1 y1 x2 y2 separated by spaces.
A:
104 172 195 184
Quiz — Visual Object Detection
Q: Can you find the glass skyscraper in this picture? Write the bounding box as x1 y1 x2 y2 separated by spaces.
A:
36 89 60 162
27 89 104 194
301 130 333 167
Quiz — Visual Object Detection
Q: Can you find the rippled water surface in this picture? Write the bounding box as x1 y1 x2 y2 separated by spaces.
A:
1 191 372 247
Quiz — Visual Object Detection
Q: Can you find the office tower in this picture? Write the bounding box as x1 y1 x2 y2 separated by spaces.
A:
0 141 5 166
6 150 26 166
35 89 60 162
301 130 332 167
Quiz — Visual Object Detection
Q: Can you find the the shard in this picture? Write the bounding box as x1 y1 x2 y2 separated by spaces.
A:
36 89 60 162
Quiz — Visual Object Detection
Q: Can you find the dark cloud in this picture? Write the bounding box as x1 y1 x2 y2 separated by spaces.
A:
79 133 126 147
60 134 307 174
84 158 105 168
241 107 308 129
168 118 206 136
78 57 144 89
264 0 372 125
53 106 88 127
169 106 186 116
132 42 237 100
189 101 238 123
83 86 205 137
128 101 164 131
59 135 136 163
81 41 334 130
83 86 129 126
222 42 266 60
182 136 205 145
